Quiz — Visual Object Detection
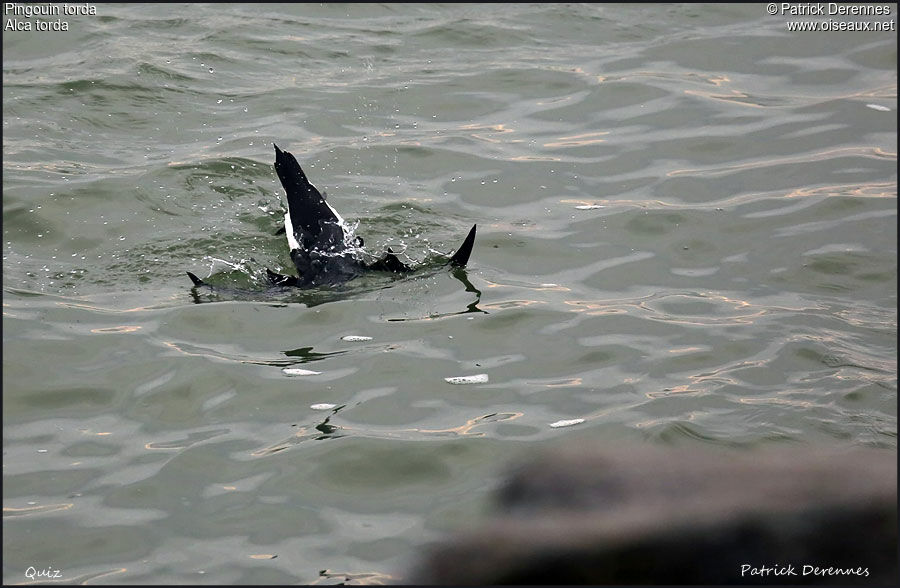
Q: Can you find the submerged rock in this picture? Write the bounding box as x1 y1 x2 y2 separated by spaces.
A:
410 446 897 584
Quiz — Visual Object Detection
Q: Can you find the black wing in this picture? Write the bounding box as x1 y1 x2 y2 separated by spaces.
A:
273 144 345 252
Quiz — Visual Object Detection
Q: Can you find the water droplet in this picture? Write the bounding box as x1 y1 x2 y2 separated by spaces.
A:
282 368 322 376
549 418 584 428
444 374 489 385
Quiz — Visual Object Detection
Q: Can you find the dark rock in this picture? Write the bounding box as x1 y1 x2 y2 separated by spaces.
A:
411 446 897 584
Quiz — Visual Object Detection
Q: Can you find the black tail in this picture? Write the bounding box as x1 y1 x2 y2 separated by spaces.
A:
186 271 204 286
449 224 477 267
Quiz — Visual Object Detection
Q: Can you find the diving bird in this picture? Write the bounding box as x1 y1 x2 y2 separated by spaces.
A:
187 144 476 289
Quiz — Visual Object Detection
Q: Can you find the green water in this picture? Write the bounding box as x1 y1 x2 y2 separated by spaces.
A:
3 3 897 584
